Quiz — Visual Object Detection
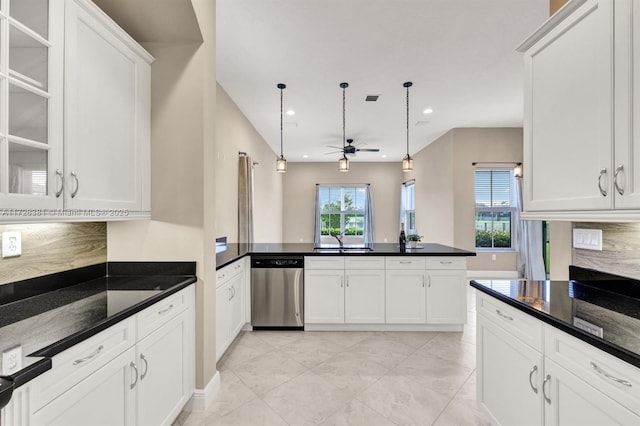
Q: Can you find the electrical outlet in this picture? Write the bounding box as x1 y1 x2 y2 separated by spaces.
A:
491 254 497 261
2 231 22 258
2 345 22 375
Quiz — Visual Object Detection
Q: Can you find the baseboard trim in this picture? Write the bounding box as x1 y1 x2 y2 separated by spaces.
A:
467 270 519 279
304 324 464 332
189 370 220 411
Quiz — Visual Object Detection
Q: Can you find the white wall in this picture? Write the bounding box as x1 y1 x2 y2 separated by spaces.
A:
282 162 402 243
216 84 283 242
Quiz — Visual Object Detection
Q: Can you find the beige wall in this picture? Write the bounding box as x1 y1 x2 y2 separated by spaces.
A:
107 0 218 390
0 223 106 285
282 162 402 243
216 84 283 242
549 221 572 280
405 128 523 272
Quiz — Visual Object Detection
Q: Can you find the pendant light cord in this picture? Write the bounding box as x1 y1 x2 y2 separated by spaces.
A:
405 82 411 156
342 85 346 149
280 86 284 158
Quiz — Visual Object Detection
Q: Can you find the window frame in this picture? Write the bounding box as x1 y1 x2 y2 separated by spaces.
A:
316 184 369 244
474 168 515 251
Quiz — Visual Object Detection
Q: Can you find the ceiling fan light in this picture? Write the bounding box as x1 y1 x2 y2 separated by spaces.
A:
402 154 413 172
339 156 350 172
276 156 287 173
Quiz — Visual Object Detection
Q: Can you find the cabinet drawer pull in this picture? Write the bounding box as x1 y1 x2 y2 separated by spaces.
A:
529 365 538 394
399 261 412 264
130 362 139 389
543 374 551 404
70 171 79 198
72 345 104 365
439 261 453 264
614 164 625 196
422 276 425 287
158 304 174 315
590 362 632 387
597 168 607 197
55 169 64 198
496 309 514 321
340 276 344 288
140 354 149 380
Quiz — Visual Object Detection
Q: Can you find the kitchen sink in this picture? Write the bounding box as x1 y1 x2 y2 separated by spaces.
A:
313 246 373 253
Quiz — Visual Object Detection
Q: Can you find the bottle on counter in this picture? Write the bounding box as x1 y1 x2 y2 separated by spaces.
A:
399 222 407 252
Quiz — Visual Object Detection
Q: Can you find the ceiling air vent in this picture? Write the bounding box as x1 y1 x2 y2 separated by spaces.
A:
365 95 379 102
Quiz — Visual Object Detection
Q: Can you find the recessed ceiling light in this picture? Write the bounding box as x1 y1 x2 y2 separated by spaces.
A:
286 109 295 116
381 154 388 158
423 107 434 114
303 154 309 158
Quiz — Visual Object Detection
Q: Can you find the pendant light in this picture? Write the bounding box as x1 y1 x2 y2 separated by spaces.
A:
402 81 414 172
276 83 287 173
339 82 350 172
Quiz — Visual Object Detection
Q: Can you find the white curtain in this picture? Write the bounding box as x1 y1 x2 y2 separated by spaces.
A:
313 185 321 246
363 185 374 244
399 182 407 231
513 176 546 280
238 154 254 244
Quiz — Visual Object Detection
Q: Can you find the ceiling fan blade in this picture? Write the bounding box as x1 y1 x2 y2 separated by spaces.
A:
324 150 343 155
356 148 380 152
325 145 345 150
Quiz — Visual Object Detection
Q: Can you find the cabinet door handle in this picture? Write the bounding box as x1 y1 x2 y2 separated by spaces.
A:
130 362 139 389
597 168 608 197
422 275 425 287
158 304 174 315
542 374 551 404
428 276 431 288
590 362 632 387
228 287 233 301
140 354 149 380
232 286 236 298
55 169 64 198
529 365 538 394
495 309 514 321
73 345 104 365
340 276 344 287
346 277 349 287
70 171 79 198
614 164 625 196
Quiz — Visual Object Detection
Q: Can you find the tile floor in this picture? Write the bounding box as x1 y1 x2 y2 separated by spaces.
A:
174 288 489 426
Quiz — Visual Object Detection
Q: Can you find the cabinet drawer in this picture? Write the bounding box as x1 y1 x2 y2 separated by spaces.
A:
30 317 136 412
544 324 640 415
385 257 426 270
426 257 467 270
345 256 385 270
216 259 245 286
305 256 345 270
477 293 542 351
137 286 192 341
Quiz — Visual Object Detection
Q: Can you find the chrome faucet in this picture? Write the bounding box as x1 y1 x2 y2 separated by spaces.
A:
332 232 344 248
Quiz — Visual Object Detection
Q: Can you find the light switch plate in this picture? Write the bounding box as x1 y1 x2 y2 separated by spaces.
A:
573 228 602 251
2 231 22 258
2 345 22 375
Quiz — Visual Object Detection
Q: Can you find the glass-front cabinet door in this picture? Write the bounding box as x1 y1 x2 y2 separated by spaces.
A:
1 0 63 216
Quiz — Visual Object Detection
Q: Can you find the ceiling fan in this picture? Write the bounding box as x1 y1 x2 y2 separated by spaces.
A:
325 139 381 156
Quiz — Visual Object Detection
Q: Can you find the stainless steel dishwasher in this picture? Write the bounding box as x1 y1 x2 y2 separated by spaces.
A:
251 256 304 330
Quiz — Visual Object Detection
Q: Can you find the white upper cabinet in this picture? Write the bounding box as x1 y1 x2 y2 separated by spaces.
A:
0 0 64 210
518 0 640 220
64 0 151 214
0 0 152 222
519 0 614 216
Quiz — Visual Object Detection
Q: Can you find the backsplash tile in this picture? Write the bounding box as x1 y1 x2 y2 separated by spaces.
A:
0 222 107 285
573 222 640 280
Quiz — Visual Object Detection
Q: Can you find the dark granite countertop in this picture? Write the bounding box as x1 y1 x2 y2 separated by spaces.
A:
216 242 475 270
0 262 196 388
471 266 640 369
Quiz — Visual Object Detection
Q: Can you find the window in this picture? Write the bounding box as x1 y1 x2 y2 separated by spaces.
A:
475 169 514 249
316 185 371 244
401 180 415 233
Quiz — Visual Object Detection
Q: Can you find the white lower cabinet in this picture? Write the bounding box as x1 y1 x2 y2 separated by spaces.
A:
386 269 426 323
477 294 640 426
215 259 246 361
28 285 195 426
344 270 385 323
304 269 345 324
426 269 466 324
32 348 136 426
477 312 543 426
544 359 640 426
